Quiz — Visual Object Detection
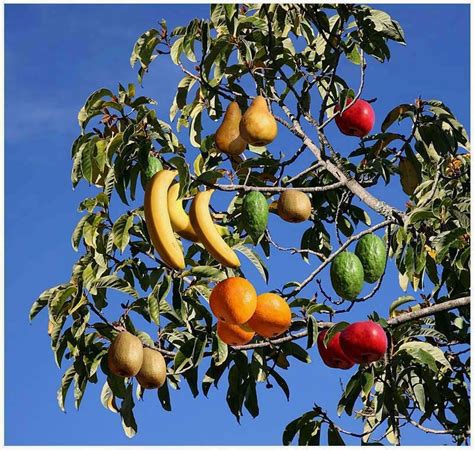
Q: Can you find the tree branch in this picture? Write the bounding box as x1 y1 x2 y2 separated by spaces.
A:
287 219 394 297
210 181 345 193
232 296 470 351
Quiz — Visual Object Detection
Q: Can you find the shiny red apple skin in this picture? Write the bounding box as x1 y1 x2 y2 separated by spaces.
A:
340 321 388 364
317 329 355 370
334 99 375 137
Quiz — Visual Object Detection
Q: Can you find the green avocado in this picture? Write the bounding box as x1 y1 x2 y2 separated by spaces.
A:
355 234 386 283
241 191 269 244
330 251 364 300
141 154 163 187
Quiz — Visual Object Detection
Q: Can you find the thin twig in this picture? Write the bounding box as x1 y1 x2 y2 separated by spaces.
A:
287 219 394 298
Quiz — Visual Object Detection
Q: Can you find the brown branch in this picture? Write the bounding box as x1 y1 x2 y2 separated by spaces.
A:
401 417 458 435
270 92 405 223
232 296 470 352
211 181 345 193
266 229 326 260
387 296 470 326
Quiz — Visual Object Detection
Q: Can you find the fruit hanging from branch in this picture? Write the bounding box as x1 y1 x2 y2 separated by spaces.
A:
217 321 255 346
340 321 388 364
335 98 375 137
209 277 257 325
277 190 312 223
247 293 292 338
355 234 387 283
144 169 186 270
136 348 167 390
241 191 269 244
215 101 248 156
240 95 278 146
189 190 240 268
107 331 144 378
330 251 365 300
317 330 355 370
167 182 200 242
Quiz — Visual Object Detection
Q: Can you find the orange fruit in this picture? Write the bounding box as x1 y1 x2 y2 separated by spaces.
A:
248 293 292 338
217 321 255 346
209 277 257 324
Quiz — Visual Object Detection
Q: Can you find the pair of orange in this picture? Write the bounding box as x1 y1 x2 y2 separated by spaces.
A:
209 277 292 346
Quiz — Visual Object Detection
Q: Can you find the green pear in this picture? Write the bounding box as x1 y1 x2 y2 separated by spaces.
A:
240 96 277 146
215 102 247 155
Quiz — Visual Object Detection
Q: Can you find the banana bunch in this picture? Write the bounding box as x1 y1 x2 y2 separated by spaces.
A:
144 169 240 270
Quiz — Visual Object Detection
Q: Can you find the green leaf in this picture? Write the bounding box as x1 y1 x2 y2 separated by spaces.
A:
215 336 229 366
327 425 345 445
269 369 290 401
148 273 171 326
282 342 311 363
389 295 415 317
158 381 172 411
71 213 92 251
78 88 114 130
57 365 76 412
112 213 134 253
91 275 138 297
244 379 259 418
170 36 184 64
234 244 269 283
120 384 137 438
100 381 120 413
381 104 412 132
323 322 350 347
397 341 451 371
306 315 319 349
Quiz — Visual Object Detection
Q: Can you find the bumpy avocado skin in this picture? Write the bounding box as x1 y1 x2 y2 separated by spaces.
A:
242 191 269 244
355 234 387 283
330 251 364 300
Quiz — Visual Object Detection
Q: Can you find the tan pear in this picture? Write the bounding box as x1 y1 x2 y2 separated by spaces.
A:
107 331 144 378
136 348 167 389
215 102 247 156
240 96 278 146
277 190 312 223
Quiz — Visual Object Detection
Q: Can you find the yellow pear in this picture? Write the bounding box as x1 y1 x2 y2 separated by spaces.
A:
240 96 277 146
136 348 167 389
107 331 144 378
215 102 247 156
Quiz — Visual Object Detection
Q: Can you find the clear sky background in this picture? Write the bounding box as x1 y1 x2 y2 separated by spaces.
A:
5 3 470 446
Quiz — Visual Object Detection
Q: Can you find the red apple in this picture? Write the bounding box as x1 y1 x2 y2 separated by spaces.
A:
317 329 355 370
334 98 375 137
340 321 388 364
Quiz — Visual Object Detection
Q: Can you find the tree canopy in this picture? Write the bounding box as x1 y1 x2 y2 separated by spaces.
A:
30 4 470 445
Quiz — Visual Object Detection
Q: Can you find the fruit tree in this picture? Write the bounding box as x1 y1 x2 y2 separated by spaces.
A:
30 4 470 445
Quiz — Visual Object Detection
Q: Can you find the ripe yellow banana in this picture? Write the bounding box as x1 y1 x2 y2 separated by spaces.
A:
189 190 240 268
144 170 185 270
167 183 200 242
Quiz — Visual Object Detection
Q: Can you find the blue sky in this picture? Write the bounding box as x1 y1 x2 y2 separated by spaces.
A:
5 4 470 446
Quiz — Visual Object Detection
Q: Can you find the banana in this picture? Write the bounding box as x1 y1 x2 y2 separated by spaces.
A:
167 183 200 242
189 190 240 268
144 170 185 270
